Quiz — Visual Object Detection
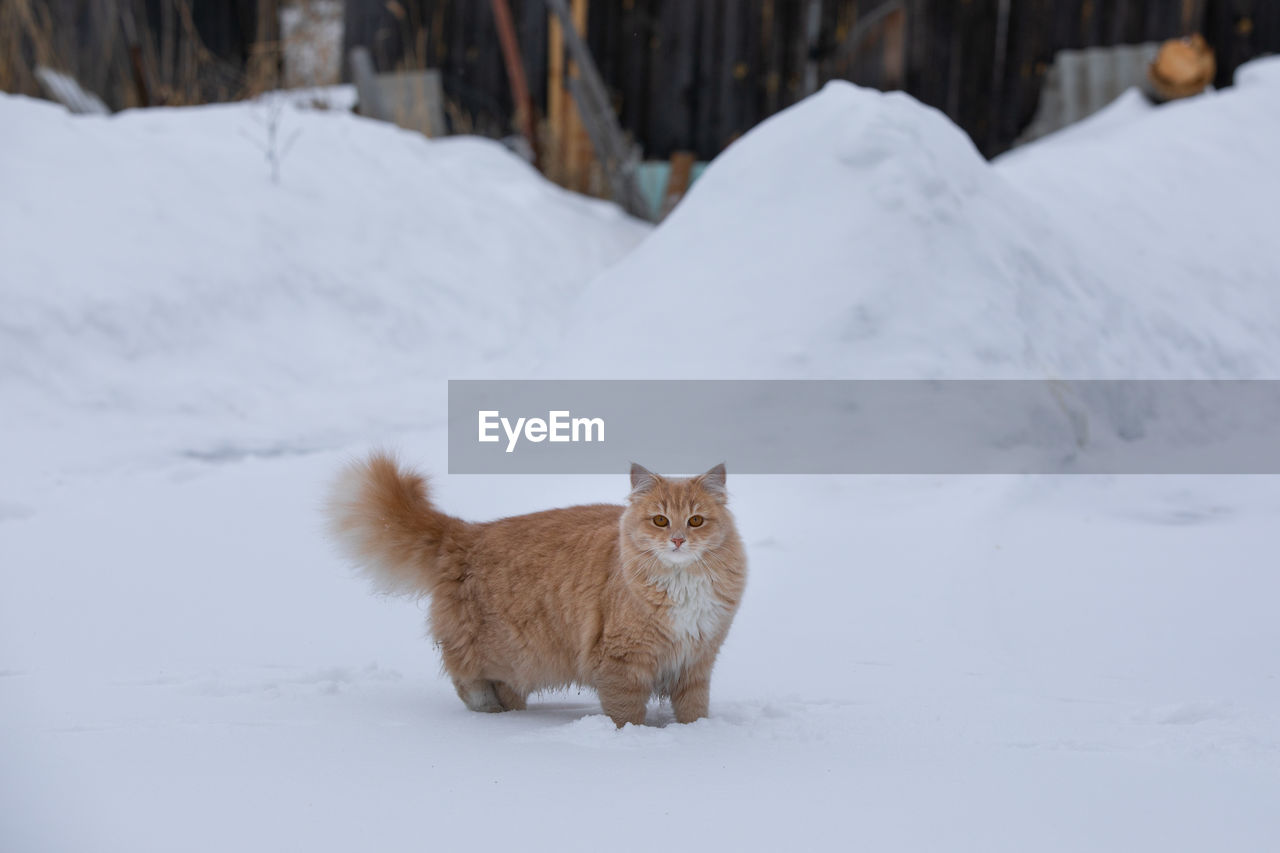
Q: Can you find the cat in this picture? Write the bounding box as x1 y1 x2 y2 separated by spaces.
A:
326 452 747 727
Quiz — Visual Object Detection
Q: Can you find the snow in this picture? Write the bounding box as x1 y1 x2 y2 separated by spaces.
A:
4 59 1280 851
551 60 1280 380
0 92 646 477
996 62 1280 379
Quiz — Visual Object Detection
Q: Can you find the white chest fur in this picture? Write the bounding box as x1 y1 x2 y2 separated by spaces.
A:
649 570 730 693
652 570 728 647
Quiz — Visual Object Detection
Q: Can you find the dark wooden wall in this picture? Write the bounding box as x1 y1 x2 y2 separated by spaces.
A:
3 0 279 109
342 0 544 138
911 0 1280 156
344 0 1280 159
8 2 1273 154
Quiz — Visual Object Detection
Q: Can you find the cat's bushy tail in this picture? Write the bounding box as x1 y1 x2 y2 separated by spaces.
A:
326 451 456 597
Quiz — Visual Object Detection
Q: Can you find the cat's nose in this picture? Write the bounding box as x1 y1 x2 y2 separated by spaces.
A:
671 537 685 549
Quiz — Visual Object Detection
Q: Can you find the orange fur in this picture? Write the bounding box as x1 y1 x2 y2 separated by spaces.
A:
326 453 747 726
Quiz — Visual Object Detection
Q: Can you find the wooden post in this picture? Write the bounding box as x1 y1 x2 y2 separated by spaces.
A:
988 0 1009 152
490 0 540 168
564 0 592 193
661 151 696 218
827 2 905 87
1181 0 1206 34
248 0 281 95
544 0 650 218
548 9 565 182
762 0 782 116
883 7 907 88
802 0 823 96
119 7 152 107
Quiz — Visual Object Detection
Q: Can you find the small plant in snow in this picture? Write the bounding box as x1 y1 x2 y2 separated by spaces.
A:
242 93 302 185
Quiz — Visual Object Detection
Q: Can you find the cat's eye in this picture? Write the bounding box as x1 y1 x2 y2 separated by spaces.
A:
688 515 704 527
652 515 669 527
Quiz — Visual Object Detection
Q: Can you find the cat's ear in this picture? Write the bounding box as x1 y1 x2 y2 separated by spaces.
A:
630 463 658 496
695 463 728 502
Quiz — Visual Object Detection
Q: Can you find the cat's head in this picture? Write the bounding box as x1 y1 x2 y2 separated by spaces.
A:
623 463 730 568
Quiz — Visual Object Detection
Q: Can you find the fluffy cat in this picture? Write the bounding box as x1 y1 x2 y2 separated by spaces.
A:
326 453 747 727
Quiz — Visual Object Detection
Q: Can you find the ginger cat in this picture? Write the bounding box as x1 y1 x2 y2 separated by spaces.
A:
326 453 747 727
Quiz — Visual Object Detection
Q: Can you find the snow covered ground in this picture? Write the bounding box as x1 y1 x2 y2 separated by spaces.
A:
4 62 1280 851
0 92 645 479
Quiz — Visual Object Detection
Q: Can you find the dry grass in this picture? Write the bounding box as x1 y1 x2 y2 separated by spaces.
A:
0 0 54 96
1 0 291 110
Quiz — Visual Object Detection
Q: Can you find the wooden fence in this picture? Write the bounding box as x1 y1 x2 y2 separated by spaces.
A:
6 1 1276 163
2 0 281 109
344 0 1280 164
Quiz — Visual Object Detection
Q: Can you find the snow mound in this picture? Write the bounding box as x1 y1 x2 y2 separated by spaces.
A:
549 62 1280 379
997 56 1280 378
0 94 648 461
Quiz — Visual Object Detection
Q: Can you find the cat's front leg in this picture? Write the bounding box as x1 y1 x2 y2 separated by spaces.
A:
596 665 649 727
670 656 715 723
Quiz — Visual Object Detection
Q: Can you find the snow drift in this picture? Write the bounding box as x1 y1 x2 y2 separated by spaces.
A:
4 58 1280 853
998 59 1280 378
550 57 1280 381
0 93 648 469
